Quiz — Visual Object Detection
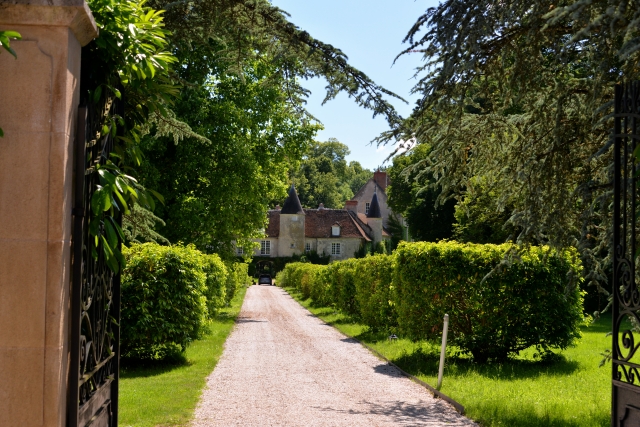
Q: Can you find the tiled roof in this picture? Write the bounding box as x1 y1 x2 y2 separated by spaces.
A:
355 213 390 237
265 209 371 240
304 209 370 239
266 210 280 237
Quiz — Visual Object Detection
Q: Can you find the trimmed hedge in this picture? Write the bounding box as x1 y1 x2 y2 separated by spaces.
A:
121 243 208 359
121 243 250 359
278 241 584 362
202 254 228 317
352 255 396 331
224 262 250 304
394 242 584 361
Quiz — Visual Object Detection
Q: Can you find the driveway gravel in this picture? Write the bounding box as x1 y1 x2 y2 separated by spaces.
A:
192 285 477 427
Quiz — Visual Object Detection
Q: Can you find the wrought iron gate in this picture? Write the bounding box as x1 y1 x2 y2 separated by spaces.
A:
612 82 640 426
68 94 122 426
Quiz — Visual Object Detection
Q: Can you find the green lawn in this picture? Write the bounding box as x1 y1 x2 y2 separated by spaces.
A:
285 288 612 427
119 285 247 427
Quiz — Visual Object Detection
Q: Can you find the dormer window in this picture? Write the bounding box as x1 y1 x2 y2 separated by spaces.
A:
332 223 341 237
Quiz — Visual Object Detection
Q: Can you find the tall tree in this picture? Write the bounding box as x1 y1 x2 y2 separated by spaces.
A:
382 0 640 286
139 55 317 255
129 0 405 256
291 139 372 209
387 144 456 242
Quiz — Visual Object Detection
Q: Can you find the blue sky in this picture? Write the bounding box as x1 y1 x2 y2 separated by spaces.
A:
269 0 439 170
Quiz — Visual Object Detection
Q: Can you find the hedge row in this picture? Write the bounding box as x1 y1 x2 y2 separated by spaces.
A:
121 243 250 359
276 241 584 362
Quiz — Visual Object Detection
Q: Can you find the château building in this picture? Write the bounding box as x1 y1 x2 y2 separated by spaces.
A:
247 171 400 260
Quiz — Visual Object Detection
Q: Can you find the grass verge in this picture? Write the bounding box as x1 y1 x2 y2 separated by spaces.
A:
283 287 611 427
119 285 247 427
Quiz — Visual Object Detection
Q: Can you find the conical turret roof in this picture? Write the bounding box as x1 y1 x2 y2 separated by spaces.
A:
367 191 382 218
281 184 305 214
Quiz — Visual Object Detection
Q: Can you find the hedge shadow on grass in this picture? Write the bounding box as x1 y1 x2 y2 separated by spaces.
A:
120 356 192 379
390 346 580 382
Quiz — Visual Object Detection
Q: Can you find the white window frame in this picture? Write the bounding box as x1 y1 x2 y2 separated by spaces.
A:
260 240 271 255
365 202 370 215
332 225 340 236
305 242 311 253
236 247 244 255
331 242 341 256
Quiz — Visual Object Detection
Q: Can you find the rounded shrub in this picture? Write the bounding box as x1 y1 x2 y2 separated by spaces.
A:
121 243 208 359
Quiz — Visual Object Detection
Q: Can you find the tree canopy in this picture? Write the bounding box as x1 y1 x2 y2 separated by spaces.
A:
387 144 456 243
383 0 640 286
84 0 406 259
138 55 318 255
291 139 372 209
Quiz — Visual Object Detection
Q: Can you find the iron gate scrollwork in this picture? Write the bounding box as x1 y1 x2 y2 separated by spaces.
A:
612 82 640 427
68 91 123 426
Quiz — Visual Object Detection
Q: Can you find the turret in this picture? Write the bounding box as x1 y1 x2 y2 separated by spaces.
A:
279 185 305 256
367 190 383 244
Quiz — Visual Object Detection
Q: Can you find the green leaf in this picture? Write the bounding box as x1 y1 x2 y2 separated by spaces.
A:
91 188 109 213
105 218 118 248
108 216 126 240
93 85 102 103
147 189 165 204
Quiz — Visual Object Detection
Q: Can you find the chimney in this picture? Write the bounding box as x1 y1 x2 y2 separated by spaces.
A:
318 203 325 210
374 170 388 191
345 200 358 213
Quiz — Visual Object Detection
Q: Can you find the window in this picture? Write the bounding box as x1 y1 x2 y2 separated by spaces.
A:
236 247 244 255
331 224 340 236
331 242 341 255
260 240 271 255
365 202 370 215
305 242 311 253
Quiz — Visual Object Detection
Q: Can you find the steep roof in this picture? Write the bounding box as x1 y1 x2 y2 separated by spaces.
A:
355 213 390 237
280 184 304 214
367 192 382 218
304 209 370 240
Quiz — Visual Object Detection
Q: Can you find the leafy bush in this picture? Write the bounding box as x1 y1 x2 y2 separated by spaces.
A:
352 255 396 331
247 252 330 278
276 262 319 299
393 241 584 362
121 243 208 359
326 259 359 316
202 254 228 317
223 261 250 304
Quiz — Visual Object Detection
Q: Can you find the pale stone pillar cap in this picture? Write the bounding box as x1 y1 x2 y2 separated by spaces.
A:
0 0 98 46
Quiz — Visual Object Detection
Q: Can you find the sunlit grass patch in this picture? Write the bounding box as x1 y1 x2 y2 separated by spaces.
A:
119 285 247 427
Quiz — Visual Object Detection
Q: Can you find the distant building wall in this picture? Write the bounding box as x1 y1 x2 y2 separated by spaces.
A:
313 237 363 260
352 180 393 228
278 214 305 257
252 237 280 257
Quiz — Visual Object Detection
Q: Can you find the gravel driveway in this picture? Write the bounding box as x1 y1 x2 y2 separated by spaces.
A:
192 285 477 427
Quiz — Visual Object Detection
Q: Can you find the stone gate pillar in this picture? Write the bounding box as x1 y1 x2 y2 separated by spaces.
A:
0 1 97 426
